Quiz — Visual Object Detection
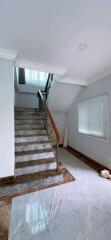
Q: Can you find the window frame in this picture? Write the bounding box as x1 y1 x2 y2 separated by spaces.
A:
77 94 109 140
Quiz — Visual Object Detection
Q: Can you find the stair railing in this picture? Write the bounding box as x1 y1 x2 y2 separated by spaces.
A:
42 73 53 101
38 90 61 171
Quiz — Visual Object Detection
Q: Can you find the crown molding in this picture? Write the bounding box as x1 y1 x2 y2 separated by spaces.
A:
87 67 111 85
0 48 17 61
57 77 88 86
16 59 65 75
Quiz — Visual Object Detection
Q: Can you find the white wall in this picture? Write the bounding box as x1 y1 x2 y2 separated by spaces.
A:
15 91 39 108
48 81 82 111
67 75 111 169
0 59 14 178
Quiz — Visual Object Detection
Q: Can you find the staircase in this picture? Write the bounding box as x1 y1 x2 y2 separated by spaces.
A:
15 107 57 178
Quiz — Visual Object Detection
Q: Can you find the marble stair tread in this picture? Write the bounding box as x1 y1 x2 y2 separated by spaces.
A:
15 119 43 124
15 143 52 153
15 115 42 120
15 112 41 116
15 162 57 176
15 124 44 130
15 129 47 136
15 108 39 112
15 151 55 163
15 135 49 143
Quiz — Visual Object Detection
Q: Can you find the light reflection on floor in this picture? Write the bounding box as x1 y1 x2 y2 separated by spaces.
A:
8 149 111 240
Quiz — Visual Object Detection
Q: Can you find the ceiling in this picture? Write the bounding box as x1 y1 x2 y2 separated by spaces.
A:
0 0 111 85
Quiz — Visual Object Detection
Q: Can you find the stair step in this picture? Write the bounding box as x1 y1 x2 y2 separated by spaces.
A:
15 119 43 124
15 162 57 176
15 115 42 120
15 143 52 153
16 157 55 168
15 151 55 163
15 108 39 112
15 112 41 116
15 129 47 136
15 124 44 130
15 135 49 144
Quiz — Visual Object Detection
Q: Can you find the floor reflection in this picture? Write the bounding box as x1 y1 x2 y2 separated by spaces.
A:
26 202 48 234
8 149 111 240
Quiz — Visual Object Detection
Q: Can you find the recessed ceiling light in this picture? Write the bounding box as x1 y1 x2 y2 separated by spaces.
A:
78 43 87 51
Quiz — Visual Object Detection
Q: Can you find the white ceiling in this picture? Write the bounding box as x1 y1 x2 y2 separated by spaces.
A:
0 0 111 85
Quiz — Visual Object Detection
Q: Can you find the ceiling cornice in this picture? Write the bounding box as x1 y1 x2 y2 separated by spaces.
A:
57 77 88 86
87 67 111 85
16 59 65 75
0 48 17 61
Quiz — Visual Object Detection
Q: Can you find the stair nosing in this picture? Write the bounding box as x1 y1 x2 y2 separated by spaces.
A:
15 141 50 146
15 134 47 137
15 158 55 168
15 163 57 177
15 124 44 125
15 128 45 131
15 149 54 156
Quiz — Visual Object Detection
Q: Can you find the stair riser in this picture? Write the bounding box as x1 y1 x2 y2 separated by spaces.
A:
15 129 47 136
15 108 39 112
15 116 42 120
15 136 49 143
15 112 41 116
15 143 52 153
15 120 43 124
15 162 57 176
16 152 55 163
15 124 44 130
16 158 55 168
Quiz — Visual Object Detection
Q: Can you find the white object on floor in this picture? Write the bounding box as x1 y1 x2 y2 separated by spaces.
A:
101 169 111 180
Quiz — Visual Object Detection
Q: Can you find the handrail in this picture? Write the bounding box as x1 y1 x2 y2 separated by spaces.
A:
45 73 51 92
42 73 53 100
38 90 61 170
38 90 61 144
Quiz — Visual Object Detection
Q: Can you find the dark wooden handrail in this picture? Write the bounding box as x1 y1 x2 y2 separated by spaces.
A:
38 90 61 144
45 73 51 92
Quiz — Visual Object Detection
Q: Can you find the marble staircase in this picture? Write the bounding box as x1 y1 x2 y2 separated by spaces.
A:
15 107 56 178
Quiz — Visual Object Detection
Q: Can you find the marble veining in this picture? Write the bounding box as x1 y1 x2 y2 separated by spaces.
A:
15 129 47 136
15 151 54 162
0 174 64 198
15 112 41 116
15 108 39 112
15 119 43 124
15 143 52 152
15 135 49 143
8 149 111 240
15 115 42 120
15 124 44 130
15 162 57 176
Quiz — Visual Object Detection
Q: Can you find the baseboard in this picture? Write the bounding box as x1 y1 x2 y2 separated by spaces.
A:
67 146 110 172
0 175 15 186
59 144 63 148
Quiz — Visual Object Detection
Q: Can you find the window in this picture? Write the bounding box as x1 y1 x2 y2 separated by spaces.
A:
78 95 108 139
25 69 48 87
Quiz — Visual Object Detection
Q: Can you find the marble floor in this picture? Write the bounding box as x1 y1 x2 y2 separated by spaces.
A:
8 149 111 240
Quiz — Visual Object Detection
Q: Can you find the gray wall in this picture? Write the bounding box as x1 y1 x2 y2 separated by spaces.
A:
15 91 39 108
0 59 15 178
67 75 111 169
